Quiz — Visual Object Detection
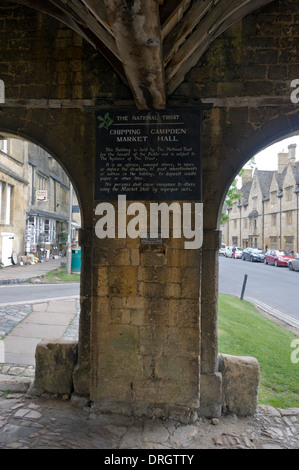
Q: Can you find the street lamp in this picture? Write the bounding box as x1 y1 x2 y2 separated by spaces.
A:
66 182 73 274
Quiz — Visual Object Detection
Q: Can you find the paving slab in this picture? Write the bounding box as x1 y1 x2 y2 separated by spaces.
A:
6 323 68 339
23 312 74 326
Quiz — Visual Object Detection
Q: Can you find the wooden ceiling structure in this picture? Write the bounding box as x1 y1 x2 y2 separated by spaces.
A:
6 0 275 109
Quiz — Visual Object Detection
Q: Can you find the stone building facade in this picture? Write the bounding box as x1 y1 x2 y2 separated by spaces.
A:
223 144 299 253
0 136 81 266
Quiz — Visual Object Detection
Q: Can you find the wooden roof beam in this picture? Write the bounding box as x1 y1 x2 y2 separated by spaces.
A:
49 0 120 59
163 0 215 64
102 0 166 109
166 0 276 96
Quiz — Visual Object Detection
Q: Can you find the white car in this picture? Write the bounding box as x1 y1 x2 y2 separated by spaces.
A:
225 246 242 258
219 244 226 255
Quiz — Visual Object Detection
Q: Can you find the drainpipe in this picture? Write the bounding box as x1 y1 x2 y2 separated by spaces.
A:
239 204 242 247
278 193 282 249
262 199 265 251
297 191 299 253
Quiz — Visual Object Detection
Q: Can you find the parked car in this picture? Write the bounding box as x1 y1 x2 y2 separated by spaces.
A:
219 244 226 256
225 246 242 258
224 246 232 257
242 247 265 262
264 249 295 267
287 255 299 271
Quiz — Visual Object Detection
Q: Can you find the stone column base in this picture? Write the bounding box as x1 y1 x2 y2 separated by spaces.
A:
199 372 223 418
33 338 78 395
199 354 260 418
73 362 90 396
218 354 260 416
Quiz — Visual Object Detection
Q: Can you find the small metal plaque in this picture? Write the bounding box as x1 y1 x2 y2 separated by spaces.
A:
140 233 163 245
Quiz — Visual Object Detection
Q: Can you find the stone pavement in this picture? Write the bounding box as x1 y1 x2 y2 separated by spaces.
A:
0 298 79 366
0 258 62 284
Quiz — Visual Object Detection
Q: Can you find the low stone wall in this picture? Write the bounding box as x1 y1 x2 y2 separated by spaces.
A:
31 340 260 419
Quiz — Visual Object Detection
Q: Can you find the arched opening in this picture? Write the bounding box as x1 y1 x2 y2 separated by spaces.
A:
0 132 82 372
218 133 299 410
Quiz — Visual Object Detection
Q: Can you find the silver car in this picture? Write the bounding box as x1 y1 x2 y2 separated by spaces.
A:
288 256 299 271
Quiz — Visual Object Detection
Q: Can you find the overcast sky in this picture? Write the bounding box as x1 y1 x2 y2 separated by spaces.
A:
244 134 299 171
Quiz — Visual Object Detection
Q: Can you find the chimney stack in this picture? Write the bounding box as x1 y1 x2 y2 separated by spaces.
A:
278 151 289 173
288 143 296 164
241 169 252 186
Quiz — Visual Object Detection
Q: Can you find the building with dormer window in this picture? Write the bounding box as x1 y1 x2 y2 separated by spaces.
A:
223 144 299 253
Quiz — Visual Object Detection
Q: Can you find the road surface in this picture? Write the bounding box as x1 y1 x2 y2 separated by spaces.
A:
218 255 299 328
0 282 80 305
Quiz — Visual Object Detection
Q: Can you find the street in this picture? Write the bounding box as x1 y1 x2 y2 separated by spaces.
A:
1 259 298 329
0 282 79 305
218 255 299 328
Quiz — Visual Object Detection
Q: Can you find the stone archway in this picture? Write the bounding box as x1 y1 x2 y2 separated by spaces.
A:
0 108 95 395
199 112 299 416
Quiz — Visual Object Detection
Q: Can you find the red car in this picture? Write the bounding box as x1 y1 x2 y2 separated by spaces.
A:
264 249 295 267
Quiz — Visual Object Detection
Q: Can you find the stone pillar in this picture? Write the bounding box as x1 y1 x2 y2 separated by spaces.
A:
90 201 201 423
199 228 222 417
73 227 92 395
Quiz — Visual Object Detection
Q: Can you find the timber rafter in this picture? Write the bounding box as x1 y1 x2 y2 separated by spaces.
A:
4 0 275 109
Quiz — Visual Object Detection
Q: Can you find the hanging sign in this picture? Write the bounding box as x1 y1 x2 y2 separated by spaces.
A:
36 190 47 202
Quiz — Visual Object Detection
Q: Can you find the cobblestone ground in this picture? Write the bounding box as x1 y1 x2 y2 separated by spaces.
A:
0 305 33 338
0 393 298 449
0 299 298 450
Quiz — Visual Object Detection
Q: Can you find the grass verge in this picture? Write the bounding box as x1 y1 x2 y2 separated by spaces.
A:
218 293 299 409
42 267 80 283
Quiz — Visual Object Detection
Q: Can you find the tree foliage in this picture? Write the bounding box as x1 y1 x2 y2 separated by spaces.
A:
221 158 255 225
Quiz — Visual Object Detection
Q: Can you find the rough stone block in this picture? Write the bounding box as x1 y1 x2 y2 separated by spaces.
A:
218 354 260 416
34 338 78 395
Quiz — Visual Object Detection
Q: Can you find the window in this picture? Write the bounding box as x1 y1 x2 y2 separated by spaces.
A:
285 187 293 202
243 219 248 229
286 211 292 225
44 219 56 243
233 219 237 229
60 186 68 205
271 213 277 226
270 236 278 249
0 181 12 225
252 197 257 209
37 174 48 190
36 217 56 244
285 237 294 252
271 191 277 204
